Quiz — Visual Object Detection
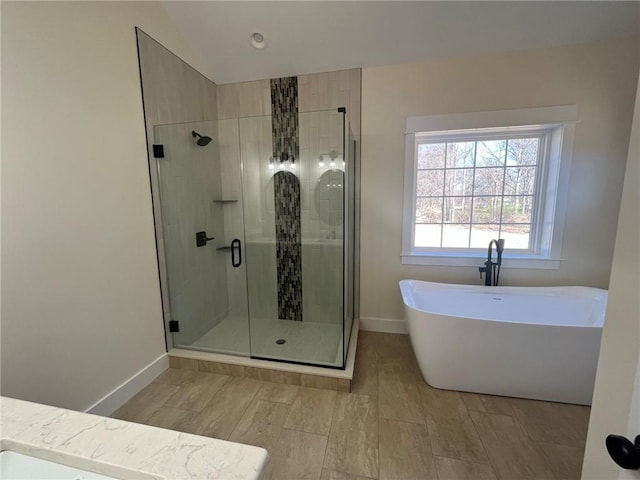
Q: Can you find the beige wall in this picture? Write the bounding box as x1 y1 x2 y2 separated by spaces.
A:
1 2 208 411
360 37 639 321
582 72 640 479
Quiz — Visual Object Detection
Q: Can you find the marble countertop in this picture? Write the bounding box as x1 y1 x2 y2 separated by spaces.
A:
0 396 268 479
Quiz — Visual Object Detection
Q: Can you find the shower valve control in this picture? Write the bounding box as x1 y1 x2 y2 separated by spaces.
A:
196 231 215 247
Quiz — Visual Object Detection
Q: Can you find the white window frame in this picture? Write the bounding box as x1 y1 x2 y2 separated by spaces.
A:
401 106 577 269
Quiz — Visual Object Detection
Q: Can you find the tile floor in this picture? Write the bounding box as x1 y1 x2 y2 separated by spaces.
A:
112 331 590 480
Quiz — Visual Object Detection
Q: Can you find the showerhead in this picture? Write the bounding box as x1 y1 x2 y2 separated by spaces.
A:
192 130 213 146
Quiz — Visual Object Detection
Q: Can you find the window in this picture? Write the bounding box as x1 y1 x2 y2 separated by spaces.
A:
402 106 577 269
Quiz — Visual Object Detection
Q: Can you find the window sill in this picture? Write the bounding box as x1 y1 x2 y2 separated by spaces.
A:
401 252 562 270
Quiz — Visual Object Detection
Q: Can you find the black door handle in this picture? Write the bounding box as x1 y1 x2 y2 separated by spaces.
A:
196 231 214 247
606 434 640 470
231 238 242 268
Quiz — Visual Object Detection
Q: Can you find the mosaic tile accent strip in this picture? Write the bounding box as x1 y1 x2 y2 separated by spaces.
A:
270 77 299 161
271 77 303 321
273 171 303 321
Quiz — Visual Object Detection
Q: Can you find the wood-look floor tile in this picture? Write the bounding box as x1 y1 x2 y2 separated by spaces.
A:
352 333 378 397
261 369 302 385
470 411 555 479
352 357 378 397
378 363 424 424
434 456 498 480
320 469 375 480
284 387 337 435
420 384 488 463
169 357 198 371
256 381 300 404
145 406 197 433
198 360 245 377
164 371 229 412
152 368 199 386
379 418 437 480
510 398 590 447
243 366 263 380
537 442 584 480
111 382 179 424
377 333 419 374
355 331 378 369
337 379 351 393
190 377 262 439
324 393 378 478
460 392 515 416
263 429 328 480
228 399 289 450
301 374 338 390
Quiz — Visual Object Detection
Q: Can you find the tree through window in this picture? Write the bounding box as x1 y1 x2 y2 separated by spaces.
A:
413 131 545 250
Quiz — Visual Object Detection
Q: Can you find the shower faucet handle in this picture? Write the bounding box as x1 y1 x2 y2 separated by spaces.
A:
196 231 214 247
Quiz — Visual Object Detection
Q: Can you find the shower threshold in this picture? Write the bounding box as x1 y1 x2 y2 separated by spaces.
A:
168 319 359 392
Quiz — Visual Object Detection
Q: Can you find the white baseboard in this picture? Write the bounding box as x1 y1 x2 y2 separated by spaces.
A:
359 316 407 334
85 353 169 416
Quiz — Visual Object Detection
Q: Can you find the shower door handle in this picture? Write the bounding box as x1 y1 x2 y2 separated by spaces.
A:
231 238 242 268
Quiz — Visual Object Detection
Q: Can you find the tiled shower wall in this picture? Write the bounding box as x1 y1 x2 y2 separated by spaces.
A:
138 30 230 346
154 121 229 345
217 69 362 322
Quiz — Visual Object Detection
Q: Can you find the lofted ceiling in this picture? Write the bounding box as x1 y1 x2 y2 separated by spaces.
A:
162 1 640 84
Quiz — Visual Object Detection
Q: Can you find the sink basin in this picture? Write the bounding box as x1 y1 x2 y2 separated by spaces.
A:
0 451 116 480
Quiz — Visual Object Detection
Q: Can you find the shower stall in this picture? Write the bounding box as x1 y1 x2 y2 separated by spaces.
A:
153 109 356 368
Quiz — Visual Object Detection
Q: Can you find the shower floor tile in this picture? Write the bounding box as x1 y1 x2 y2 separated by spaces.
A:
192 315 250 356
190 315 343 367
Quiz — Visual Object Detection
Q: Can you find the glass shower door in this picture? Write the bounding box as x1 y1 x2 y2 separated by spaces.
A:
240 110 347 367
154 120 250 355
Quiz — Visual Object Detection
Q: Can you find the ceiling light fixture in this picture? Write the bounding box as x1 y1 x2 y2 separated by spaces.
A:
250 32 266 49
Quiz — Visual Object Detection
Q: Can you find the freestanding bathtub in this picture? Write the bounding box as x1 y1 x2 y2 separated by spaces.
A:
399 280 607 405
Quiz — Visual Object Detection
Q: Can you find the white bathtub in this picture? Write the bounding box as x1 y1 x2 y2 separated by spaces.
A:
399 280 607 405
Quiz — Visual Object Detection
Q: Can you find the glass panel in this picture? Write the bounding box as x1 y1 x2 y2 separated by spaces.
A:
442 224 471 248
500 223 531 249
474 167 505 196
470 224 501 248
504 167 536 196
155 120 250 355
502 195 534 224
343 115 356 365
476 140 507 167
472 196 503 223
241 110 346 367
446 142 475 168
507 137 539 166
417 143 446 169
416 197 443 223
444 168 474 196
417 169 444 196
443 196 471 223
415 224 442 247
